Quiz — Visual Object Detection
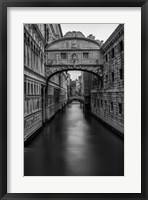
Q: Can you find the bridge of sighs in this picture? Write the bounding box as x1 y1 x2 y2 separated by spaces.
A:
45 31 104 81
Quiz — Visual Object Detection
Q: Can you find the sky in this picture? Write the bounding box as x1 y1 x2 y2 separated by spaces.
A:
68 71 82 80
61 24 119 80
61 24 119 43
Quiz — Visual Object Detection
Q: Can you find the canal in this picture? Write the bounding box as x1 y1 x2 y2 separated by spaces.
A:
24 101 124 176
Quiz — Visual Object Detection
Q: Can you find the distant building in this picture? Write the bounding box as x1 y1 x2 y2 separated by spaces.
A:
76 75 83 96
67 73 71 99
81 72 92 111
70 80 76 96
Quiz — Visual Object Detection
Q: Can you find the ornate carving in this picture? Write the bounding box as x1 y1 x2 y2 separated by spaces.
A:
71 40 77 49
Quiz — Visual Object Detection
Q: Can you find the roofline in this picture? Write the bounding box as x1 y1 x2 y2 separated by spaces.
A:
101 24 124 52
58 24 63 37
45 36 101 49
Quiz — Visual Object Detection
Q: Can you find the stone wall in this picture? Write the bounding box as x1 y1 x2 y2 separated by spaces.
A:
91 24 124 134
46 75 68 121
24 111 42 140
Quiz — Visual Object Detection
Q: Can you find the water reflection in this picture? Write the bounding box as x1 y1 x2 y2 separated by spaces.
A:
24 101 124 176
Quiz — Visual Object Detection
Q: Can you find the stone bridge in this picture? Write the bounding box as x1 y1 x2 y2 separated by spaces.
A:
69 96 84 102
45 31 104 81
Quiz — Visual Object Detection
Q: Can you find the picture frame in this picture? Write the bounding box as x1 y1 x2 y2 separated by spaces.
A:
0 0 147 199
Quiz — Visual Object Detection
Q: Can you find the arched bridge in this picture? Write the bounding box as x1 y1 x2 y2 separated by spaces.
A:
45 31 104 81
69 96 84 102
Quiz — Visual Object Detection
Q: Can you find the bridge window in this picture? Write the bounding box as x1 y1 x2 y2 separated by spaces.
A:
72 53 76 60
83 53 89 59
61 53 66 59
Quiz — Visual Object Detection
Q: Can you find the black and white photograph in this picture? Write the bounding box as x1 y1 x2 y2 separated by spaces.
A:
24 23 124 176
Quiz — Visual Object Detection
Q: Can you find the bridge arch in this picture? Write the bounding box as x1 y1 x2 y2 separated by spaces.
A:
45 31 104 83
46 67 103 83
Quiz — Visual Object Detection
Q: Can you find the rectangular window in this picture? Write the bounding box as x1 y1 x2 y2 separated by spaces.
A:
97 99 100 107
105 100 107 108
101 79 103 88
27 46 29 66
83 53 89 59
24 44 26 65
111 48 114 58
101 100 103 107
94 100 96 107
24 81 26 96
105 75 108 81
27 100 29 113
112 72 114 82
105 54 108 62
119 103 122 114
119 40 124 52
61 53 66 59
41 61 43 73
120 68 123 80
111 102 113 111
31 83 33 95
34 84 36 95
28 83 30 95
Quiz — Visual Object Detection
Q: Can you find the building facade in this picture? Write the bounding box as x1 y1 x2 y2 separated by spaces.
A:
24 24 68 142
24 24 46 141
81 72 92 111
91 24 124 134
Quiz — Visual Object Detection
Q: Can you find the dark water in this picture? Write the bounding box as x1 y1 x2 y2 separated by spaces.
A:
24 101 124 176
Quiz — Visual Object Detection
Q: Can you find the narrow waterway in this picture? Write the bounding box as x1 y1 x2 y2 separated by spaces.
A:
24 101 124 176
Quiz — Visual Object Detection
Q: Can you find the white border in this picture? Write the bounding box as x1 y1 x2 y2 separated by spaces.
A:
7 7 141 193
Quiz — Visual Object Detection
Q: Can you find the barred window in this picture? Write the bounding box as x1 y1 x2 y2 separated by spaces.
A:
83 53 89 59
61 53 66 59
